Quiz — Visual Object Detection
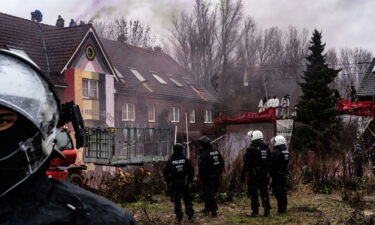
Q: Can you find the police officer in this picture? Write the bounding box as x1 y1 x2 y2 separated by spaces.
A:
352 143 365 177
241 130 271 217
269 135 289 213
163 143 195 222
0 49 136 225
198 136 224 217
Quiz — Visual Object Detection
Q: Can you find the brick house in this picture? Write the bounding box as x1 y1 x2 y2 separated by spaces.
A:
0 12 117 163
101 38 218 139
0 12 219 165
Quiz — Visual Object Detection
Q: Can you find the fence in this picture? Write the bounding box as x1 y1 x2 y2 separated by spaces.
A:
84 127 173 166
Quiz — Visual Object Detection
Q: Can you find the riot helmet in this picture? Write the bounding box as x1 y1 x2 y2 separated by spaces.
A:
198 136 211 148
250 130 263 141
0 49 60 198
272 135 287 147
173 143 184 155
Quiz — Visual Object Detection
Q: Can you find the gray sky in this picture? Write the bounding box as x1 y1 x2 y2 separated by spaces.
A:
2 0 375 52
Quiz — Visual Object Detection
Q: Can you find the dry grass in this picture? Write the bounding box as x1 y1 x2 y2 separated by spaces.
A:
123 185 375 225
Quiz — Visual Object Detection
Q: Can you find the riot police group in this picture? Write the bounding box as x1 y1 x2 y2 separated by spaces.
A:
164 130 290 222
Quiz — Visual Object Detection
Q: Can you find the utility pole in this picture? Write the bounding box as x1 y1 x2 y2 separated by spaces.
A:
263 79 268 99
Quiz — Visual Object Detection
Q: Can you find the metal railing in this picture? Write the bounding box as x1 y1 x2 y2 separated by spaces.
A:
84 127 173 166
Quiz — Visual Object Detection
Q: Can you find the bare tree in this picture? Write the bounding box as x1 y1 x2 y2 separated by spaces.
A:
170 0 217 91
93 17 155 48
334 48 372 98
217 0 243 95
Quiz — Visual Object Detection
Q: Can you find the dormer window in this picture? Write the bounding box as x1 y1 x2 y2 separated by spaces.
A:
170 78 183 87
152 73 168 84
129 68 146 82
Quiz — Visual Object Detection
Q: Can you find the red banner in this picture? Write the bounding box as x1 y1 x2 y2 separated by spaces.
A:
336 98 375 116
214 108 277 125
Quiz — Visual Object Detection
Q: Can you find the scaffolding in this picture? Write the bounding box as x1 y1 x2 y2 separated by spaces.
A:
84 127 173 166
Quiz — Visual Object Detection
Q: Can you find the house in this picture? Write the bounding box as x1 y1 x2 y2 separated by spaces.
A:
84 39 219 165
101 39 218 137
0 12 117 163
357 58 375 101
0 12 219 165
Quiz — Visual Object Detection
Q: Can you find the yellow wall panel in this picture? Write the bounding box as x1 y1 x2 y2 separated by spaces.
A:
74 69 83 107
82 70 99 80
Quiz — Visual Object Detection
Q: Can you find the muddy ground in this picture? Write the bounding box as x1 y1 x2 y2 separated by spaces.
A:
122 185 375 225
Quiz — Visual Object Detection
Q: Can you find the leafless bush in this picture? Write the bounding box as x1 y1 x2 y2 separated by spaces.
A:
83 163 166 203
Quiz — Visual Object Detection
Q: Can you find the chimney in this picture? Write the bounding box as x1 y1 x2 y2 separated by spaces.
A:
153 46 162 52
56 15 65 28
69 19 76 27
31 10 43 23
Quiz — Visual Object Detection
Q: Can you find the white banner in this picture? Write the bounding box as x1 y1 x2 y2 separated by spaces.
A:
276 119 294 147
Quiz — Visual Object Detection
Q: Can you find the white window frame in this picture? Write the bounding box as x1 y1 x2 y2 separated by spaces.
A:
170 107 180 123
129 68 146 82
189 109 196 123
204 109 213 123
152 74 168 84
170 78 183 87
147 105 156 122
122 103 135 121
82 79 98 99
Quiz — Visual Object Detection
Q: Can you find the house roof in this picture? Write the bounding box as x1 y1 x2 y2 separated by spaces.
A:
357 58 375 97
0 12 91 86
101 38 218 103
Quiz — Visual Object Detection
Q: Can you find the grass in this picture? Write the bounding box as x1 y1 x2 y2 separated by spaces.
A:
121 184 375 225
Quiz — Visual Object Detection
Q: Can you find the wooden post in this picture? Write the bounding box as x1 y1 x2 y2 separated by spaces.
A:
185 113 190 159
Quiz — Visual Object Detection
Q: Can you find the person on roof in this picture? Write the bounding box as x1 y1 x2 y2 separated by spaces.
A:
0 49 136 225
280 94 291 118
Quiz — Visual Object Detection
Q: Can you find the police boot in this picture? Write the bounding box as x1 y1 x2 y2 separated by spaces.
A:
201 208 210 216
176 216 182 224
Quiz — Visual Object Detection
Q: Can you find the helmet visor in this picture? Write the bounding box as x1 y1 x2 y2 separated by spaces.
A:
0 53 59 136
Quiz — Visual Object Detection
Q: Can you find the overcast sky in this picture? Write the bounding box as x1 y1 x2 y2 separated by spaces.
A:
2 0 375 52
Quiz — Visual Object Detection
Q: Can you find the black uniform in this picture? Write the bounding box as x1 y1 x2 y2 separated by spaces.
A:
163 151 195 221
241 139 271 215
0 172 136 225
269 144 289 213
352 146 365 177
198 147 224 216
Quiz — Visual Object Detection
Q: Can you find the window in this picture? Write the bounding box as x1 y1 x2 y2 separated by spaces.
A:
147 105 156 122
204 109 213 123
170 107 180 122
152 74 168 84
189 109 195 123
82 79 98 99
170 78 183 87
129 68 146 82
122 103 135 121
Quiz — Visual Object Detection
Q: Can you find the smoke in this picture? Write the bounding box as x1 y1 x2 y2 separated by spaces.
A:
73 0 193 43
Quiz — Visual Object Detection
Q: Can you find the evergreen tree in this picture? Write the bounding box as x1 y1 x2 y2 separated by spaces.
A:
292 30 341 155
